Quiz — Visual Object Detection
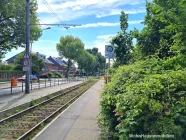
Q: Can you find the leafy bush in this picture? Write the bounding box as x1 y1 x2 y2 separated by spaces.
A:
0 63 14 70
68 74 73 77
0 70 23 73
47 72 55 78
54 72 63 78
99 56 186 140
47 72 64 78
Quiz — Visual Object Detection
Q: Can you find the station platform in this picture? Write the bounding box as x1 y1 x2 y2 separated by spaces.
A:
0 81 84 111
33 80 104 140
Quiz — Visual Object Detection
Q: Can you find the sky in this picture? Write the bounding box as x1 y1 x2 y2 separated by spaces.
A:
3 0 146 61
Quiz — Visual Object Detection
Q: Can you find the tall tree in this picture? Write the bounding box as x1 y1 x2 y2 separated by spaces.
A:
86 48 106 75
0 0 42 59
111 11 133 66
133 0 186 58
56 35 84 77
77 50 96 77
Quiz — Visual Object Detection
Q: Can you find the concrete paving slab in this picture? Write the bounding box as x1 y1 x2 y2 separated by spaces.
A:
34 80 104 140
71 119 99 130
65 129 100 140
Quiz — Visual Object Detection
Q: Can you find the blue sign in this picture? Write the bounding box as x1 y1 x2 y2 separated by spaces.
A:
105 45 114 59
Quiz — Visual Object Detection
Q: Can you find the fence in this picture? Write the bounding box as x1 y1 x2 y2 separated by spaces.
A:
0 77 86 95
0 72 23 80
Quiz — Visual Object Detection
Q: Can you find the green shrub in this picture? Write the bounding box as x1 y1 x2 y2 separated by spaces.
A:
0 63 14 70
54 72 63 78
68 74 73 77
99 56 186 140
47 72 55 78
47 72 64 78
0 70 23 73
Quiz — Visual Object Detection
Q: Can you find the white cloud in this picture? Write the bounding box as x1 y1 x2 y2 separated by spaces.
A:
97 34 116 40
128 20 143 24
86 34 116 56
76 22 119 28
70 20 142 29
96 8 146 18
37 0 146 22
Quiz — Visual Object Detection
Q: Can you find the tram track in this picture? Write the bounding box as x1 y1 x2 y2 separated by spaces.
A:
0 80 97 140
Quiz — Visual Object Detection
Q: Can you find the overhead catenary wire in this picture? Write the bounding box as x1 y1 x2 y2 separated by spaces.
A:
41 0 65 24
41 0 81 30
39 19 62 36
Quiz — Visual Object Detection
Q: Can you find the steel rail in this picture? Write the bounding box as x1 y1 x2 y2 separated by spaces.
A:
17 85 90 140
0 83 84 125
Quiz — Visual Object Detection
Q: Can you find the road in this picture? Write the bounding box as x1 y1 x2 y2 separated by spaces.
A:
0 77 87 96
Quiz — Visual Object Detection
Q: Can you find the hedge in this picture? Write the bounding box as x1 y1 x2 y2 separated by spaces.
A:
98 56 186 140
0 70 23 73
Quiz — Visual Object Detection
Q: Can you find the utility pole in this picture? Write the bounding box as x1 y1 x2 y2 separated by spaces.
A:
25 0 30 93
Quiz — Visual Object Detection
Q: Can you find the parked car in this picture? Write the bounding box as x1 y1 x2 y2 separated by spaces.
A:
17 75 38 81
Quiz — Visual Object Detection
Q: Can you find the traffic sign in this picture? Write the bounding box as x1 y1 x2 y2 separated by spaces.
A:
23 59 30 71
23 52 30 59
22 51 30 71
105 45 114 59
23 60 29 67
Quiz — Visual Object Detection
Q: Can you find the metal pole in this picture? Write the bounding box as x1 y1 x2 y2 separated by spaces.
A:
25 0 30 93
30 42 32 75
106 59 110 84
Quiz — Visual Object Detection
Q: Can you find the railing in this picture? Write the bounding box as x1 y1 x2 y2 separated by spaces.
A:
0 77 87 96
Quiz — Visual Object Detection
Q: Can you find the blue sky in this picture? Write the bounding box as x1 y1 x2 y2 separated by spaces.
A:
3 0 146 61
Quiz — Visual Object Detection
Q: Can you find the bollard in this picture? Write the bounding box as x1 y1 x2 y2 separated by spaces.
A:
45 79 46 87
50 79 51 87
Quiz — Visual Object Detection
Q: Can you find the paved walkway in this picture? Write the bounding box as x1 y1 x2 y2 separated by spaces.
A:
0 81 84 111
34 80 104 140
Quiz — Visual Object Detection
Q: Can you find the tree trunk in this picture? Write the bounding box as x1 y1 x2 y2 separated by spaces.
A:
86 68 88 78
66 59 70 78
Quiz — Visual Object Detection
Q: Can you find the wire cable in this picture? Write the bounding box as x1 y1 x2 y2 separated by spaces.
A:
41 0 65 24
39 19 62 36
41 0 76 36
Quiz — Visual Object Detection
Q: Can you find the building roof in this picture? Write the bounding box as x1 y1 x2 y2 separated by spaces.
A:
47 56 67 66
6 51 24 63
44 59 54 64
6 51 47 63
32 52 46 60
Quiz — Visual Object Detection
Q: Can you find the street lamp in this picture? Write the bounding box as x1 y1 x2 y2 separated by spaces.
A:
43 27 51 30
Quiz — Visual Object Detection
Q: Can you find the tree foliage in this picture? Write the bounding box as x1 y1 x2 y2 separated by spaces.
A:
0 0 42 59
85 47 106 75
133 0 186 58
111 11 133 66
77 50 96 76
99 1 186 139
56 35 84 77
